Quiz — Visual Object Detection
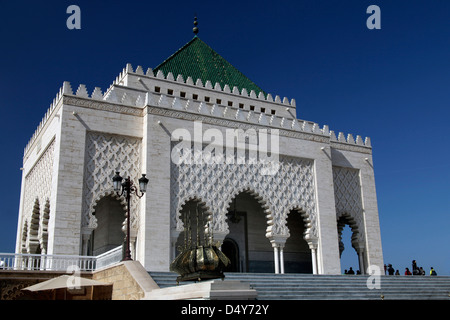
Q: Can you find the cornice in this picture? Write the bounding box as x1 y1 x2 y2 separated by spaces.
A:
146 105 329 144
63 95 144 117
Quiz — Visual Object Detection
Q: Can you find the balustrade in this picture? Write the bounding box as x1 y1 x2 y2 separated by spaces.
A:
0 246 122 272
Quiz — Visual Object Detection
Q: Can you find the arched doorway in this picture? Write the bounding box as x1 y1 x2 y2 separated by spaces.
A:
225 191 273 273
222 238 240 272
91 195 126 256
284 209 312 273
337 214 362 274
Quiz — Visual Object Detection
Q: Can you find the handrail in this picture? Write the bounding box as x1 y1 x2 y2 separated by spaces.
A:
95 246 123 270
0 246 123 272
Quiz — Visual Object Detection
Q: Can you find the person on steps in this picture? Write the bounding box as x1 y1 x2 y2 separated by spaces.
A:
387 264 395 275
430 267 437 276
412 260 420 275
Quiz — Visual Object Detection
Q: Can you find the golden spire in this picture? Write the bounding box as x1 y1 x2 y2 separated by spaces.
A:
193 16 199 35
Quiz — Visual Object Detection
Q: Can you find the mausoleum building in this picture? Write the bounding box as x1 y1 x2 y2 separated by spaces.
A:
15 34 383 275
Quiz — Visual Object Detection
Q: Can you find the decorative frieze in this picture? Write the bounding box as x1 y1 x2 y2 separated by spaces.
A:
170 149 318 241
82 132 142 232
21 140 55 253
333 166 365 246
63 96 144 117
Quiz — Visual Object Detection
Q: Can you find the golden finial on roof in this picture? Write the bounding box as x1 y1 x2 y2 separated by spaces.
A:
193 16 199 35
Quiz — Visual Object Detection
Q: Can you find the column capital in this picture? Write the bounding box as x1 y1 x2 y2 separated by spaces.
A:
269 235 288 248
352 240 365 252
81 227 94 238
306 237 319 250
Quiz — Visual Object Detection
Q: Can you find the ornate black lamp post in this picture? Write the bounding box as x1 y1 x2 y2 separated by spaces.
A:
112 171 149 261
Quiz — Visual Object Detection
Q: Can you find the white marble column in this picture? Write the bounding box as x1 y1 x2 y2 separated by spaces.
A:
270 237 287 274
311 248 318 274
358 248 366 275
81 228 93 256
307 239 319 275
273 246 279 274
279 245 285 274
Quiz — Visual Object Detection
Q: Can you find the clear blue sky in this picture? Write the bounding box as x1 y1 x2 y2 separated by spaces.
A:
0 0 448 275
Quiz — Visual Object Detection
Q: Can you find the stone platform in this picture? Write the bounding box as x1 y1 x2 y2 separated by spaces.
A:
144 279 257 300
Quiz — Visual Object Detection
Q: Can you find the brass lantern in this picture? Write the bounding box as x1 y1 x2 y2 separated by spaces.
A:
170 204 230 283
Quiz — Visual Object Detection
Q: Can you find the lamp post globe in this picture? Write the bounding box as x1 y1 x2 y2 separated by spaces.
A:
138 174 149 193
112 171 123 192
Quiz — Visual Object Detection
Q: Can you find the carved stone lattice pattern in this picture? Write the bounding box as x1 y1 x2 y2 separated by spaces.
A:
170 146 318 240
333 167 365 244
0 280 40 300
22 140 55 253
83 132 142 231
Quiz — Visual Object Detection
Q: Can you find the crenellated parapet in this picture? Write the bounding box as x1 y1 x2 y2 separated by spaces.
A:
330 131 371 148
23 64 372 158
23 82 70 156
111 63 297 107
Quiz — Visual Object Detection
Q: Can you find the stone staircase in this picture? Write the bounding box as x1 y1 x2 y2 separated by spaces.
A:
148 271 450 300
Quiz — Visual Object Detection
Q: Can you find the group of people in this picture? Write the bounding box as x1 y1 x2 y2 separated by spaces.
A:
385 260 438 276
342 260 438 276
343 267 360 275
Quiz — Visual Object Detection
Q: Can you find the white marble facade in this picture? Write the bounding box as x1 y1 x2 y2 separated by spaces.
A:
15 62 384 274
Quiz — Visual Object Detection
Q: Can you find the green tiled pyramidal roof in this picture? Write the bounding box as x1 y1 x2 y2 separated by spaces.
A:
153 36 265 97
